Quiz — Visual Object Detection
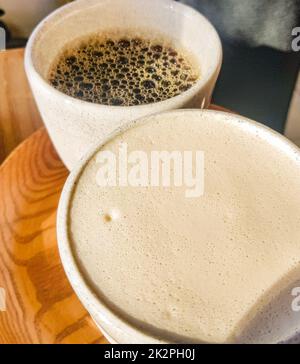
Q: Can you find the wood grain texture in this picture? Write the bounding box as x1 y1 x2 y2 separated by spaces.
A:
0 128 108 344
0 48 43 164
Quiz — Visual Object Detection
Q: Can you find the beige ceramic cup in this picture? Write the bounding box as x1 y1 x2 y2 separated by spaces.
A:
57 109 300 344
24 0 222 170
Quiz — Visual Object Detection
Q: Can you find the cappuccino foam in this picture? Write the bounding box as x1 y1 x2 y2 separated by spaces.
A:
68 111 300 343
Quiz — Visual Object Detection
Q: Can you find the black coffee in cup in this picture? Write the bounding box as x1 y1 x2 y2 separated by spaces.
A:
48 34 199 106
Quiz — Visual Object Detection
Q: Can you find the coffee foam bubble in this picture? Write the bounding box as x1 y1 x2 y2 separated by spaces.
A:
48 32 199 106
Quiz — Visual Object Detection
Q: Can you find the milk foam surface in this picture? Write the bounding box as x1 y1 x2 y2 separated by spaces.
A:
69 110 300 343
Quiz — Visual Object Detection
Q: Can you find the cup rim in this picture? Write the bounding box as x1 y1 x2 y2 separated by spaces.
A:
57 109 300 343
24 0 222 111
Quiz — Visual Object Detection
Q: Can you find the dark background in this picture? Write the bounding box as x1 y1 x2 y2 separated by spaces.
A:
177 0 300 133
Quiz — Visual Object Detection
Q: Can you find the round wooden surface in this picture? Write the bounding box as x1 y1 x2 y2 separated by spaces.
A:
0 128 108 344
0 105 228 344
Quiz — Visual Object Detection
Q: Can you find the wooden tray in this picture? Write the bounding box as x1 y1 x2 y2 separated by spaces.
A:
0 105 227 344
0 128 108 344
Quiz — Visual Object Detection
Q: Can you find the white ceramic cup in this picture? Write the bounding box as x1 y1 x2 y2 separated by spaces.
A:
57 109 300 344
25 0 222 170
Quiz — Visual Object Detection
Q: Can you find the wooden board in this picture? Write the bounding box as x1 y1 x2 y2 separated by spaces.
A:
0 48 43 164
0 128 108 344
